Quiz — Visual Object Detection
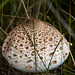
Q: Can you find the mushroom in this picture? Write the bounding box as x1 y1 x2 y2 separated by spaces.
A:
2 19 70 72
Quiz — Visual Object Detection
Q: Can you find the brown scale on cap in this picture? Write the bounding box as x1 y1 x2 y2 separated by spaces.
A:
2 19 70 72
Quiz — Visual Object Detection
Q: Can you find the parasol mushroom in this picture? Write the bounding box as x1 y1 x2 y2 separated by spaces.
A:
2 19 70 72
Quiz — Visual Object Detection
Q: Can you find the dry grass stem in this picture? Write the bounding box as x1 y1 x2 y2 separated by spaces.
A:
21 0 30 19
28 1 39 11
58 67 75 74
27 0 29 11
0 14 26 19
0 67 15 74
6 62 18 75
5 1 22 32
63 64 75 72
69 50 75 66
36 0 42 19
59 9 75 20
39 13 51 20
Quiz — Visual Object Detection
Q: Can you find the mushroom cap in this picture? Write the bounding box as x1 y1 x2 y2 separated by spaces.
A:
2 19 70 72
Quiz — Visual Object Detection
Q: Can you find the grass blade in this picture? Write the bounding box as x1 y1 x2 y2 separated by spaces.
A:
69 0 72 74
10 0 48 72
0 27 8 35
33 0 37 73
48 37 63 70
12 45 45 75
44 0 54 21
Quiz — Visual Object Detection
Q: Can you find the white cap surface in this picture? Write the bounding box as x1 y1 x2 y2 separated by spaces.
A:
2 19 70 72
